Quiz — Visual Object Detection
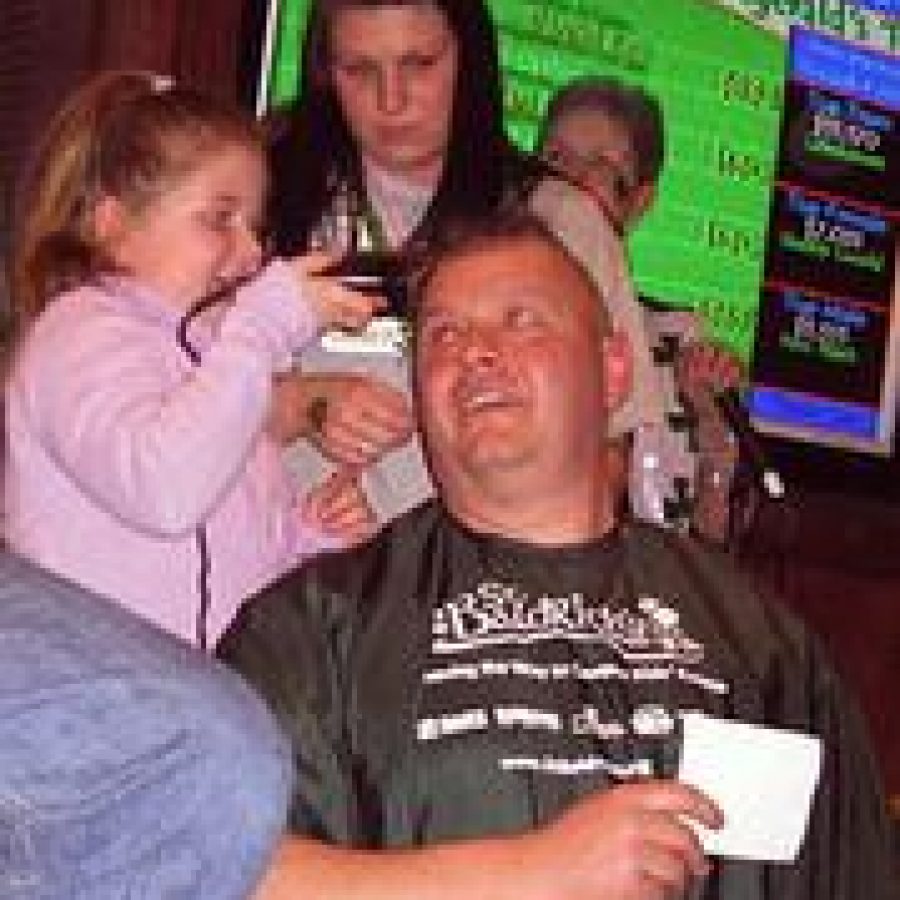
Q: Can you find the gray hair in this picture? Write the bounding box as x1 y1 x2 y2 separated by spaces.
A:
539 76 664 187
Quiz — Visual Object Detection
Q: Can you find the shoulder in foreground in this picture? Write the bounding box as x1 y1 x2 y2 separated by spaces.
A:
0 549 204 669
0 549 83 609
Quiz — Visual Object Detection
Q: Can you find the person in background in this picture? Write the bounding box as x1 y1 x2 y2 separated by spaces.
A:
5 70 380 649
540 76 747 544
267 0 666 524
224 212 897 900
0 548 292 899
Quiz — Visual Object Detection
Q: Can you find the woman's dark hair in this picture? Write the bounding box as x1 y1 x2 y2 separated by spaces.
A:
268 0 540 255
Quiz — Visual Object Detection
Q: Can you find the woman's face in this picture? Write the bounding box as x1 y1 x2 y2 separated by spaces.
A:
327 3 458 186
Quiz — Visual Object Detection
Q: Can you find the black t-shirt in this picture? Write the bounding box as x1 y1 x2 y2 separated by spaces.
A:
220 502 895 898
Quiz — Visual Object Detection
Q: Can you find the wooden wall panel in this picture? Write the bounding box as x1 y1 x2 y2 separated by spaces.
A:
743 492 900 794
90 0 248 99
0 0 247 205
0 0 96 237
174 0 250 99
91 0 181 76
0 0 248 304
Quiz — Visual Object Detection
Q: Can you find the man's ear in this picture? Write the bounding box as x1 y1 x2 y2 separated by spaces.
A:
602 329 633 414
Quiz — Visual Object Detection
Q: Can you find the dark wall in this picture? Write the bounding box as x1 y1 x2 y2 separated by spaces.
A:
742 490 900 796
0 0 250 272
1 1 92 272
93 1 250 99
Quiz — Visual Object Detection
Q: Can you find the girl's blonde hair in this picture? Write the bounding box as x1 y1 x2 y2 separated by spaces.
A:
12 70 264 325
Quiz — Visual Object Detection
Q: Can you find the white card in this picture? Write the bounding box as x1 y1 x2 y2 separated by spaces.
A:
677 712 823 862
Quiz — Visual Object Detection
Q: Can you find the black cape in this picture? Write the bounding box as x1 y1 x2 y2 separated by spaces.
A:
220 502 897 899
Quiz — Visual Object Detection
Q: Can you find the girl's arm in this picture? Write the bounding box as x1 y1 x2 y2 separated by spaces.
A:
17 262 317 536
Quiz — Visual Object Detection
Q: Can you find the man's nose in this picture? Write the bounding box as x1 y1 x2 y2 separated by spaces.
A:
462 324 502 367
376 65 408 115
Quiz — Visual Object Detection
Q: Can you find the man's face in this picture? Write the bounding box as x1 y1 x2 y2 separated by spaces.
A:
416 235 623 496
327 4 458 186
542 107 647 231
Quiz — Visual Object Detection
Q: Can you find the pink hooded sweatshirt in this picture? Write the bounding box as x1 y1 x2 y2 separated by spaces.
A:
4 260 332 647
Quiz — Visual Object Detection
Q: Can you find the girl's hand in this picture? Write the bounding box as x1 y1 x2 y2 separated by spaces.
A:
290 251 385 332
300 470 378 548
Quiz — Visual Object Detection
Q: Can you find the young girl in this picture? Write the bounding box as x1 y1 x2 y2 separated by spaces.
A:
5 70 380 648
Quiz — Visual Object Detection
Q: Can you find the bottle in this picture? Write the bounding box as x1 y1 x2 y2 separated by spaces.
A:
628 424 670 527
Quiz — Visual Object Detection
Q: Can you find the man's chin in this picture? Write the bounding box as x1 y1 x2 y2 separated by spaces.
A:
425 420 534 478
458 441 534 477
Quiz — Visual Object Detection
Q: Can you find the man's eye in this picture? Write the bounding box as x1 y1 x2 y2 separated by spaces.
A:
507 306 542 329
424 321 463 347
582 155 636 198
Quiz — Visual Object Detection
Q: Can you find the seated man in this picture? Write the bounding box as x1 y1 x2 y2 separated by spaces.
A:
0 550 291 899
223 212 896 899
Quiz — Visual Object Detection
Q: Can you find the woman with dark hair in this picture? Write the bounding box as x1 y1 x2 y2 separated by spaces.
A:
270 0 527 257
271 0 664 523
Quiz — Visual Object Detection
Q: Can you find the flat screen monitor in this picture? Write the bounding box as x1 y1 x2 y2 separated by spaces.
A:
749 27 900 458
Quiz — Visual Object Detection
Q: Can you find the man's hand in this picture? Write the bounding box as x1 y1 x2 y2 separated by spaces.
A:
303 373 414 468
519 779 722 900
251 781 721 900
